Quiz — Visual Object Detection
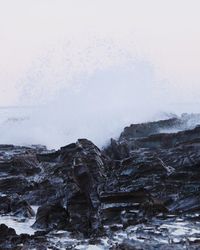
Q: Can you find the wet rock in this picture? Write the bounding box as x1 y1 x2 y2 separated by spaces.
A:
23 179 60 205
1 114 200 248
11 195 35 218
63 139 107 236
103 117 200 220
0 195 34 217
104 138 130 160
170 195 200 213
32 202 70 231
37 150 61 163
0 224 19 249
0 176 30 194
0 223 16 237
0 196 11 214
0 154 40 176
119 117 182 140
0 225 48 250
111 239 186 250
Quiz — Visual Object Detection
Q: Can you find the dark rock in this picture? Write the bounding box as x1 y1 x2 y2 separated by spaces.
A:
111 239 186 250
119 117 182 140
37 150 60 163
63 139 107 236
1 114 200 248
104 138 130 160
0 176 30 194
0 154 40 176
0 195 34 217
0 224 16 238
11 195 35 217
0 196 11 214
32 202 70 230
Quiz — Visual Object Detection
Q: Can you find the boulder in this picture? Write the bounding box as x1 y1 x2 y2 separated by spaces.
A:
32 202 69 231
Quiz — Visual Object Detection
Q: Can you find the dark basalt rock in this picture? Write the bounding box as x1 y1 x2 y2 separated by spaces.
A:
104 138 130 160
36 150 61 163
1 114 200 248
32 202 69 230
111 239 187 250
103 117 200 220
0 176 30 194
0 196 11 214
119 117 182 140
0 224 48 250
0 224 19 249
0 154 40 176
0 223 16 237
23 139 107 236
0 195 35 217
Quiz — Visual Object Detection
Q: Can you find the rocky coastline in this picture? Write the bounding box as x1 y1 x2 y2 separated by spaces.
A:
1 114 200 249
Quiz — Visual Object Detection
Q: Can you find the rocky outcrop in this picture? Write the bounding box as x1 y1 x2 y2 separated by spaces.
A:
0 114 200 248
34 139 107 236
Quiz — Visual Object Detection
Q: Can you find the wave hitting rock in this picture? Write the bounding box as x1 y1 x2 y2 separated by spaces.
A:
1 114 200 249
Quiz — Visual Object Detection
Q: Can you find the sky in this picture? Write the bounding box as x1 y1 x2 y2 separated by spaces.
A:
0 0 200 106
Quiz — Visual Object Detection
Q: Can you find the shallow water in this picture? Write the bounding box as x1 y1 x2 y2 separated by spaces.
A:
1 206 200 249
0 206 38 235
1 106 200 150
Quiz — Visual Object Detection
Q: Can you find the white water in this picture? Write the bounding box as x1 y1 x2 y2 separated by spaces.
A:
0 206 38 235
0 79 200 150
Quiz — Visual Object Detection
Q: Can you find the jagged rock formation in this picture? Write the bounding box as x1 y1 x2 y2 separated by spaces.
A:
1 114 200 249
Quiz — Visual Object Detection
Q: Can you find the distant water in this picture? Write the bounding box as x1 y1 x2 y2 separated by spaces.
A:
0 105 165 149
0 106 31 123
0 105 200 150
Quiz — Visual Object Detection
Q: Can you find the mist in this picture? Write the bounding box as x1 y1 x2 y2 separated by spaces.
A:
0 61 165 148
1 59 199 149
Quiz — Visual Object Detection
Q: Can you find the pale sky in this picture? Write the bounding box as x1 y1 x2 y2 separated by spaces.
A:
0 0 200 106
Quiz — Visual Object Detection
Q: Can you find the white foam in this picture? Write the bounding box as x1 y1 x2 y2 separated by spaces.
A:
0 206 38 235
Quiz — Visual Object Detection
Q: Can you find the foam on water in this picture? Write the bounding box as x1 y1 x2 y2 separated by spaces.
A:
0 206 38 235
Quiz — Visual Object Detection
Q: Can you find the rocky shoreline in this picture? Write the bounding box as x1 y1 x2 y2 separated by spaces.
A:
1 114 200 249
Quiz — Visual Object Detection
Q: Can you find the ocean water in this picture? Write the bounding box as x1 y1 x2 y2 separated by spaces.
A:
0 206 38 235
0 104 200 150
0 104 161 149
1 210 200 249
